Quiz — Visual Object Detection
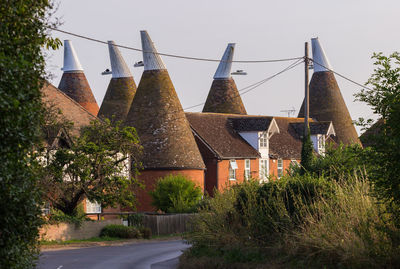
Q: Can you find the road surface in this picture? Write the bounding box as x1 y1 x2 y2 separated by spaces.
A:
38 240 189 269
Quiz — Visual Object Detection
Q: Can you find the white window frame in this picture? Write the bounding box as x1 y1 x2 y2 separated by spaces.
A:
277 159 284 179
259 132 268 148
244 159 251 180
86 199 102 214
259 158 269 181
229 159 237 180
317 134 326 155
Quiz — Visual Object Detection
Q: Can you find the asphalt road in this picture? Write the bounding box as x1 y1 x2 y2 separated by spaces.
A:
37 240 190 269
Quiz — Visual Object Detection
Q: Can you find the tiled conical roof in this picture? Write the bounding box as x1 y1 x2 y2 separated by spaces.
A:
98 41 137 122
202 43 247 115
298 38 360 145
125 31 205 170
58 40 99 116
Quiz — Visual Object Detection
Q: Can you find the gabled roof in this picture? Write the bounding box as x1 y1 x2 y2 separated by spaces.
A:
41 81 97 142
269 117 336 159
290 121 335 137
186 113 269 159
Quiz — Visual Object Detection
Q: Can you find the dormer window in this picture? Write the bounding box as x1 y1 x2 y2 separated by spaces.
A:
259 133 268 148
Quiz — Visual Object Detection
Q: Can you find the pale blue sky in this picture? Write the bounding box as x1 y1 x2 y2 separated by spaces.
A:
46 0 400 134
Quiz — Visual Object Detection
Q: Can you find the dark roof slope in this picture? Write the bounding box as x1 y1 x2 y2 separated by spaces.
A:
41 81 97 144
202 78 247 115
125 69 205 170
298 71 360 145
290 121 332 136
186 112 262 159
359 118 383 148
58 72 99 116
230 117 273 132
98 77 137 122
269 117 304 159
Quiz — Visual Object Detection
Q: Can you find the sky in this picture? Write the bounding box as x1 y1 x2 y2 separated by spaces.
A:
45 0 400 135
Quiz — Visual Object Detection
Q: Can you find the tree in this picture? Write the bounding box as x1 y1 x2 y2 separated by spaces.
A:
150 174 203 213
355 52 400 218
0 1 60 268
300 129 314 175
40 119 143 216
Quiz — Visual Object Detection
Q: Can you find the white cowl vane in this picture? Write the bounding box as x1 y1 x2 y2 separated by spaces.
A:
108 41 132 78
213 43 235 79
311 38 332 73
62 40 84 72
140 31 166 71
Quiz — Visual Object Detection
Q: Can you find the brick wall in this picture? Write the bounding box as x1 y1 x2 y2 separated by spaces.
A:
40 219 123 241
269 159 300 179
216 159 259 191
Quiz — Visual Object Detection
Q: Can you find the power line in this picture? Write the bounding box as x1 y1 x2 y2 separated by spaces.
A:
309 58 373 91
183 58 304 110
48 27 303 63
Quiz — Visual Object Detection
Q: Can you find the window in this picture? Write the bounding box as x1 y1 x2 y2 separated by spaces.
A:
229 159 238 180
245 159 251 180
290 160 299 173
259 159 268 181
277 159 283 179
259 132 268 148
317 135 325 155
86 199 101 214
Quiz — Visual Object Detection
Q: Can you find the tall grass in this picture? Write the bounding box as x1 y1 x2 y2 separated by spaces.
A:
183 176 400 268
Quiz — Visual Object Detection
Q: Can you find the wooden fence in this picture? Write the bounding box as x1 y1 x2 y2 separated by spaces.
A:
142 213 194 236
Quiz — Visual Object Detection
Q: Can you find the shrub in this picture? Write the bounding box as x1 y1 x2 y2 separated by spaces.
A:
47 205 91 227
139 227 152 239
100 224 141 239
149 174 202 213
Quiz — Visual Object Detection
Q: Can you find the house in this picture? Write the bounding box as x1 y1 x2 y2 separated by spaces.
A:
58 40 99 116
124 31 206 212
98 40 137 122
186 113 336 195
269 117 336 179
41 81 121 219
298 38 360 146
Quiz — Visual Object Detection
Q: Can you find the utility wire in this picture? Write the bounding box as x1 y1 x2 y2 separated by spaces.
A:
309 58 373 91
49 27 303 63
183 58 304 110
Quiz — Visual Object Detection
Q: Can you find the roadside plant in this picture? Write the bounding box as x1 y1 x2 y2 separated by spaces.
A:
150 174 202 213
0 0 60 267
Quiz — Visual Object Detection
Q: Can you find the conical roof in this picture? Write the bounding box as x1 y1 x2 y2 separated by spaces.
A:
58 40 99 116
125 31 205 170
298 38 360 145
202 43 247 115
98 41 137 122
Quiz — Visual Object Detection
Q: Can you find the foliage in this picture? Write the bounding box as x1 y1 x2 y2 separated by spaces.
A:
355 52 400 220
300 128 314 174
184 176 400 268
293 143 372 181
0 0 60 268
40 118 143 216
100 224 142 239
126 213 144 227
47 205 91 227
149 174 203 213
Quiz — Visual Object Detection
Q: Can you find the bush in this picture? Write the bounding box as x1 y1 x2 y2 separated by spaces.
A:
149 174 202 213
139 227 152 239
100 225 141 239
47 205 91 227
184 175 400 268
